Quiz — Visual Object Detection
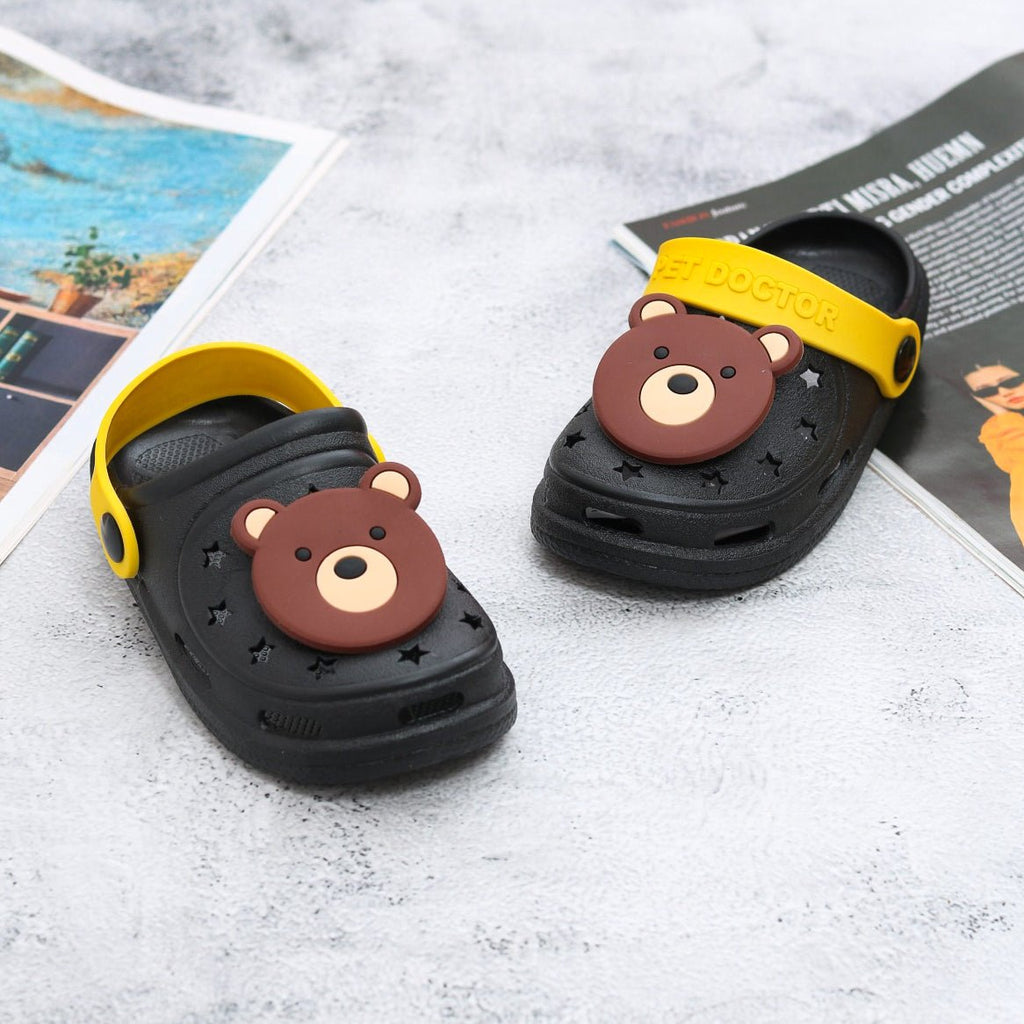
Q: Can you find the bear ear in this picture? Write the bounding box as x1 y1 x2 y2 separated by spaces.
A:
359 461 422 510
753 325 803 376
628 292 687 328
231 498 285 555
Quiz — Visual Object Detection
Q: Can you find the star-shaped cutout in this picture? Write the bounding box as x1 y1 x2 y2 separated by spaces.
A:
758 451 783 476
563 431 585 449
307 483 320 493
307 656 337 680
460 612 483 630
202 543 225 569
799 367 821 388
700 469 727 490
207 601 231 627
249 638 275 665
454 579 467 593
795 417 818 442
398 644 429 665
613 461 644 481
577 401 591 416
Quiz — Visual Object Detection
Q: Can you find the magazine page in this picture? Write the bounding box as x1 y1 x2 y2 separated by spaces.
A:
613 52 1024 593
0 28 344 566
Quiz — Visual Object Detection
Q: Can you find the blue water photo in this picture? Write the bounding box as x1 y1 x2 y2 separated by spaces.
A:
0 54 288 325
0 52 291 489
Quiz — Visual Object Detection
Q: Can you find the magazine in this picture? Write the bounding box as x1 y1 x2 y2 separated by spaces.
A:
0 28 344 566
613 52 1024 595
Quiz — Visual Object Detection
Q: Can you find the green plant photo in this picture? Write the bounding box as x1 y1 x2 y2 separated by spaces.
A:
62 226 139 294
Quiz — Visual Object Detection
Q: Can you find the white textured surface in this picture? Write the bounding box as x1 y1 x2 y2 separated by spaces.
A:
3 3 1024 1021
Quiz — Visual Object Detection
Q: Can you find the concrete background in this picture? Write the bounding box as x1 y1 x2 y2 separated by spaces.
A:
2 2 1024 1021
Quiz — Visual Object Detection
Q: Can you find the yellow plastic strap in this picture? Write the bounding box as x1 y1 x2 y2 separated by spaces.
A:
645 237 921 399
91 342 384 579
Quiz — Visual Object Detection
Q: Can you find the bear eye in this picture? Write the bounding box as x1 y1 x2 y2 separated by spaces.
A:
720 366 736 379
369 526 386 540
654 346 669 359
295 547 311 561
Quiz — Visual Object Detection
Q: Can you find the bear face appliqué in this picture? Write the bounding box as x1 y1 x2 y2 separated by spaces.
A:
230 462 447 654
592 293 804 465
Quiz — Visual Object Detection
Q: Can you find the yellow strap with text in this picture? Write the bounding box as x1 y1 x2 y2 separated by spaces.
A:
645 237 920 398
91 342 384 579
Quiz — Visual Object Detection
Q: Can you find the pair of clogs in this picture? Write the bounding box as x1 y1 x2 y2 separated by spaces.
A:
90 213 927 784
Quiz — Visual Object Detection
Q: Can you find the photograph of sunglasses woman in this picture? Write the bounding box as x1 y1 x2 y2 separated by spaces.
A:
964 362 1024 546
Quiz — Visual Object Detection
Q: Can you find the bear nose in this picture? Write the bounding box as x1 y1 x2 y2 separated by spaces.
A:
334 555 368 579
667 373 698 395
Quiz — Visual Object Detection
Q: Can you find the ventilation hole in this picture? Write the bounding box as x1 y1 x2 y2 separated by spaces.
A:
307 656 336 679
613 460 644 481
800 367 821 388
584 507 643 534
207 601 230 626
818 449 852 496
398 644 429 665
202 542 225 569
249 638 275 664
259 709 322 739
714 522 773 547
796 417 818 441
398 692 464 726
133 434 222 479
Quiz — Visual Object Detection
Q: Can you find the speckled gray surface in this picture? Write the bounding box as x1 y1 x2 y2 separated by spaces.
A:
3 2 1024 1022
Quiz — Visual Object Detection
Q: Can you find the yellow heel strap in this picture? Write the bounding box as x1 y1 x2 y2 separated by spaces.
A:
90 342 384 579
645 237 921 398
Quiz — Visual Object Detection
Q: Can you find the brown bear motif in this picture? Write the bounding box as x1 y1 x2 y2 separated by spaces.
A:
592 293 804 465
230 462 447 654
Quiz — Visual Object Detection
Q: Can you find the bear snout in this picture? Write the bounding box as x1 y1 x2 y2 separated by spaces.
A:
639 364 716 427
314 544 398 614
